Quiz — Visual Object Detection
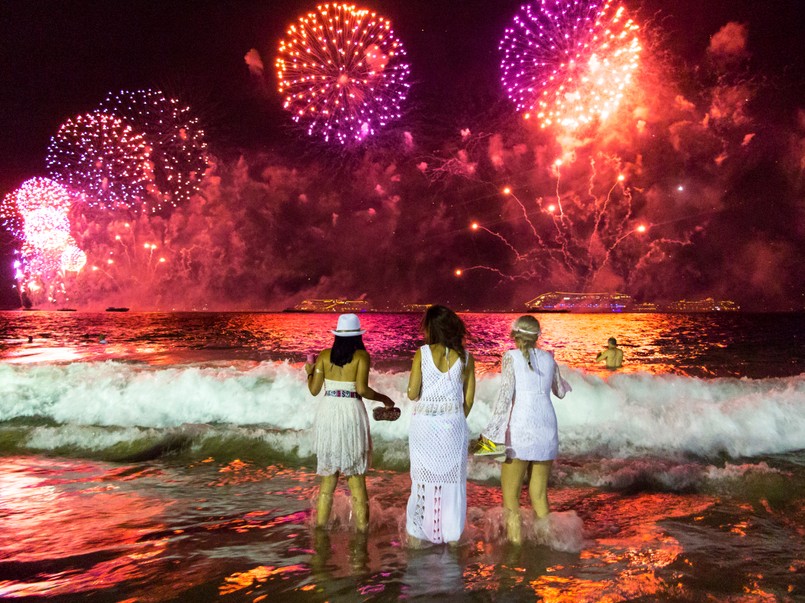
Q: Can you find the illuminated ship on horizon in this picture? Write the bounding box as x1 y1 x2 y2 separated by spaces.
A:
286 299 372 313
526 292 739 313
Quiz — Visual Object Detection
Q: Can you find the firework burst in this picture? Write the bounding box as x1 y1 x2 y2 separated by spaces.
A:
275 3 410 145
0 177 72 240
60 244 88 273
500 0 641 130
99 89 209 213
1 178 87 304
21 243 63 278
46 111 152 211
22 207 72 250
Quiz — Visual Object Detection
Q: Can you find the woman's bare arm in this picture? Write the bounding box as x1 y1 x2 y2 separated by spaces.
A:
407 348 422 401
354 351 395 407
306 353 325 396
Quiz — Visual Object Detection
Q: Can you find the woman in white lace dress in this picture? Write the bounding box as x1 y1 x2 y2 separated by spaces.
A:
305 314 396 532
478 315 570 544
405 305 476 545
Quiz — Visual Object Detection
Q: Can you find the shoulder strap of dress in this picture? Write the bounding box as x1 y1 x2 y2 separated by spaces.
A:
420 344 432 365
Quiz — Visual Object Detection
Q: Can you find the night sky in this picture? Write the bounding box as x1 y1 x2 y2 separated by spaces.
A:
1 0 803 311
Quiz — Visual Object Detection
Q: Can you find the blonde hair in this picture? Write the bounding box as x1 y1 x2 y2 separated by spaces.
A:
510 315 541 366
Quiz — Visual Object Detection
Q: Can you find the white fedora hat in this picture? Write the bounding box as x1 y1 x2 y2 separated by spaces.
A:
331 313 366 336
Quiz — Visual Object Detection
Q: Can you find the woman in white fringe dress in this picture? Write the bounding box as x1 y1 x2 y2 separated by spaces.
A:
305 314 396 532
478 315 570 544
405 305 476 545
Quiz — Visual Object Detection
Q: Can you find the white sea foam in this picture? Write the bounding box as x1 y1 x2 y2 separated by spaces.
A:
1 362 804 459
530 511 585 553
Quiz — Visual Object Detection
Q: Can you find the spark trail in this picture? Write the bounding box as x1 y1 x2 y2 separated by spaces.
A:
468 154 651 291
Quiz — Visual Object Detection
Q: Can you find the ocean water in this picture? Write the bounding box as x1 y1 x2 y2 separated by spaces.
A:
0 311 803 601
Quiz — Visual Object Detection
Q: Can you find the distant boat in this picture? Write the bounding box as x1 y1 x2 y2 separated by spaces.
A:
281 308 313 313
106 307 130 312
525 292 631 313
57 308 77 312
290 299 372 312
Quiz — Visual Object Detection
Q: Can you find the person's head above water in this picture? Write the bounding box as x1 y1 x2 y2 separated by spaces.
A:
608 337 617 346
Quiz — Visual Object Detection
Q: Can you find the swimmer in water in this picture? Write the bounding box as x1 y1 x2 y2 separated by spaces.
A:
596 337 623 369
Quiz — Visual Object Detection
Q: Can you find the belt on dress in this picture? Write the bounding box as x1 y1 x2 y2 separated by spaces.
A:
325 390 361 399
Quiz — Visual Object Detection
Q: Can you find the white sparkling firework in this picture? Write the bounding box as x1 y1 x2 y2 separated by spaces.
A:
60 245 88 273
1 177 72 240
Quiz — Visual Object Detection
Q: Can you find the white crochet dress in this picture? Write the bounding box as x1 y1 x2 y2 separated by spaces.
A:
482 348 568 461
406 345 469 544
314 379 371 476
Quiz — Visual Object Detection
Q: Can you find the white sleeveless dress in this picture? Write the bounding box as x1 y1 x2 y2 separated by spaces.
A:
406 345 469 543
313 379 371 476
482 348 568 461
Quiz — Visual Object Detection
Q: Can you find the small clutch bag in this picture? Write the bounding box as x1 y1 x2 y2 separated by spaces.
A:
373 406 401 421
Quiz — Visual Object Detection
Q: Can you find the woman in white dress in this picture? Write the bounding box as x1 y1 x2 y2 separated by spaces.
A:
305 314 396 532
405 305 476 545
478 315 570 544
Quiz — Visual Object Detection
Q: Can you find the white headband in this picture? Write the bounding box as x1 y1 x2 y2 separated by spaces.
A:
513 325 540 335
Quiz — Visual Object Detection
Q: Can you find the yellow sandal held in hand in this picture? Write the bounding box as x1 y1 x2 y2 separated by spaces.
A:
473 436 506 457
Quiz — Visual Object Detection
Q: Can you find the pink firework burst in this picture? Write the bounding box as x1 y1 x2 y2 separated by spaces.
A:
0 177 72 240
275 3 410 145
46 111 152 211
500 0 641 130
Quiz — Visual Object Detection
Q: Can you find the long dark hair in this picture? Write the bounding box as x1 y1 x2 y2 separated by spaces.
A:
330 335 366 367
422 305 466 358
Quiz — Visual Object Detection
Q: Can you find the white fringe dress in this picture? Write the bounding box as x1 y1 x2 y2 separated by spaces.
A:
314 379 371 476
406 345 469 544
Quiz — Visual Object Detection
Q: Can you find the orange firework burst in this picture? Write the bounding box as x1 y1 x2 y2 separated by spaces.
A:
500 0 641 130
275 3 410 145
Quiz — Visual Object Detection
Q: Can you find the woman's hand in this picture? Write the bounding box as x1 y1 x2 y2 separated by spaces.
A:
306 352 324 396
375 394 395 409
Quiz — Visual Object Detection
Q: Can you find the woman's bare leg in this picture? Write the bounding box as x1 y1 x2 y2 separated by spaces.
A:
316 474 338 528
347 474 369 532
501 459 528 544
528 461 553 518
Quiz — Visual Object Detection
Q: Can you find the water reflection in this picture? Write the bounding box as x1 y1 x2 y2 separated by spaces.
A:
0 458 169 597
2 310 802 377
402 546 465 597
0 455 798 601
